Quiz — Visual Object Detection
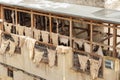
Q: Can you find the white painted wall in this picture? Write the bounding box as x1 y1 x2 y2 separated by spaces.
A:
0 44 119 80
0 65 7 76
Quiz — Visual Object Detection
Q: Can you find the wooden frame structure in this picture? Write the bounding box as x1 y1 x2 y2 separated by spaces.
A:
0 4 120 59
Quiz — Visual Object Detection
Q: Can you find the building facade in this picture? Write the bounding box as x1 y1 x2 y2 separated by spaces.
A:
0 0 120 80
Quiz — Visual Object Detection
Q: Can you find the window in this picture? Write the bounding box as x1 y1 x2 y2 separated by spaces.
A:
4 9 15 23
7 68 14 78
17 11 31 27
34 14 49 31
105 59 114 69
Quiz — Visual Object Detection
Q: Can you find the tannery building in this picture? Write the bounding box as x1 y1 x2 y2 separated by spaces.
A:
0 0 120 80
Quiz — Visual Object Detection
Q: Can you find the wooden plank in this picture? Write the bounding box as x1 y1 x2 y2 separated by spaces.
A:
51 15 70 21
73 26 116 36
56 19 59 33
76 30 86 35
3 6 15 10
49 13 52 43
59 34 70 42
0 5 2 30
73 49 89 55
115 26 120 30
113 25 117 57
36 40 56 47
90 21 93 53
92 42 113 48
73 49 102 58
0 5 3 30
15 8 18 26
117 41 120 46
33 11 49 17
11 10 15 25
31 10 34 29
100 35 113 42
108 25 110 50
70 17 72 47
72 37 91 43
116 47 120 50
33 14 36 28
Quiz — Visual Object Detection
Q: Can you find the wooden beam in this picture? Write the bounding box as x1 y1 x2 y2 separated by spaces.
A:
0 5 1 30
73 49 88 55
36 40 56 48
31 10 34 29
49 13 52 43
113 25 117 57
100 35 113 42
108 25 110 50
56 19 59 33
92 42 113 48
73 26 120 37
73 26 102 33
115 26 120 30
15 8 18 26
33 11 49 17
59 34 70 39
117 41 120 46
51 15 70 21
70 17 72 47
33 14 36 28
73 49 102 58
72 37 91 44
90 21 93 53
0 5 3 30
11 10 15 26
76 30 86 35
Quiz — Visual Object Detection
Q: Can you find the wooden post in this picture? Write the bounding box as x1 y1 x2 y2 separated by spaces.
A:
113 25 117 57
108 24 111 50
0 5 3 30
70 17 72 47
15 8 18 27
56 19 59 33
49 13 52 43
0 5 1 30
90 21 93 53
33 14 36 29
31 10 34 29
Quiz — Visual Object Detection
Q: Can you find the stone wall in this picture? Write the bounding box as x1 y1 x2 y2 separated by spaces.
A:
105 0 120 10
50 0 120 10
51 0 105 8
23 0 120 10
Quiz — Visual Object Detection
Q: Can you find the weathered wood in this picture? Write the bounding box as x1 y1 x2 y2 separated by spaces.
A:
49 13 52 43
70 17 72 47
117 41 120 46
1 4 120 58
100 35 113 42
108 24 111 50
76 30 86 35
15 8 18 27
90 21 93 53
0 5 3 30
113 25 117 57
31 10 33 29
